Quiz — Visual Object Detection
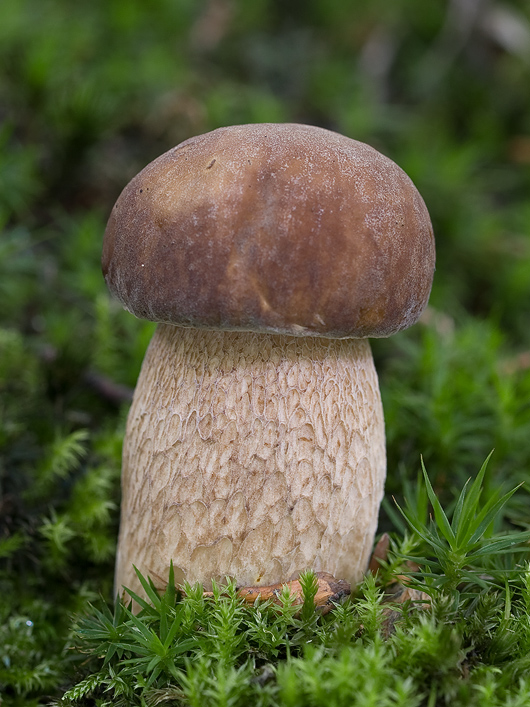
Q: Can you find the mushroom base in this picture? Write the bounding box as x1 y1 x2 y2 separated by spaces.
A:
115 325 386 597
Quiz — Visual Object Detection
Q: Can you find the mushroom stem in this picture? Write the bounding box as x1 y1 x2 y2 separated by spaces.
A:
115 324 386 597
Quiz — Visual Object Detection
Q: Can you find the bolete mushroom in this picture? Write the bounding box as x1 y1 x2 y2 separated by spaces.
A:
103 123 435 598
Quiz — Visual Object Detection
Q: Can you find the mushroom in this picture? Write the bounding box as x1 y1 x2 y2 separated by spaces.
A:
103 123 435 598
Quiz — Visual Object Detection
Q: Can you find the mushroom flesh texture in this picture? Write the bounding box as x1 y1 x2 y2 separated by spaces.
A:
103 123 435 596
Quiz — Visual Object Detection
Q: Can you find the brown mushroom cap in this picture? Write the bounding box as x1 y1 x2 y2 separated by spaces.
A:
102 123 435 338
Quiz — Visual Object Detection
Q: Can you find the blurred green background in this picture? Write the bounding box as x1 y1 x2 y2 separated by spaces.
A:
1 0 530 700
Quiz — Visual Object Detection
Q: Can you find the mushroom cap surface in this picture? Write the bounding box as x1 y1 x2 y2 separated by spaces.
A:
102 123 435 338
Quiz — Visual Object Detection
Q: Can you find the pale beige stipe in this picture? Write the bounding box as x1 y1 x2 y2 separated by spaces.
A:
114 324 386 597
